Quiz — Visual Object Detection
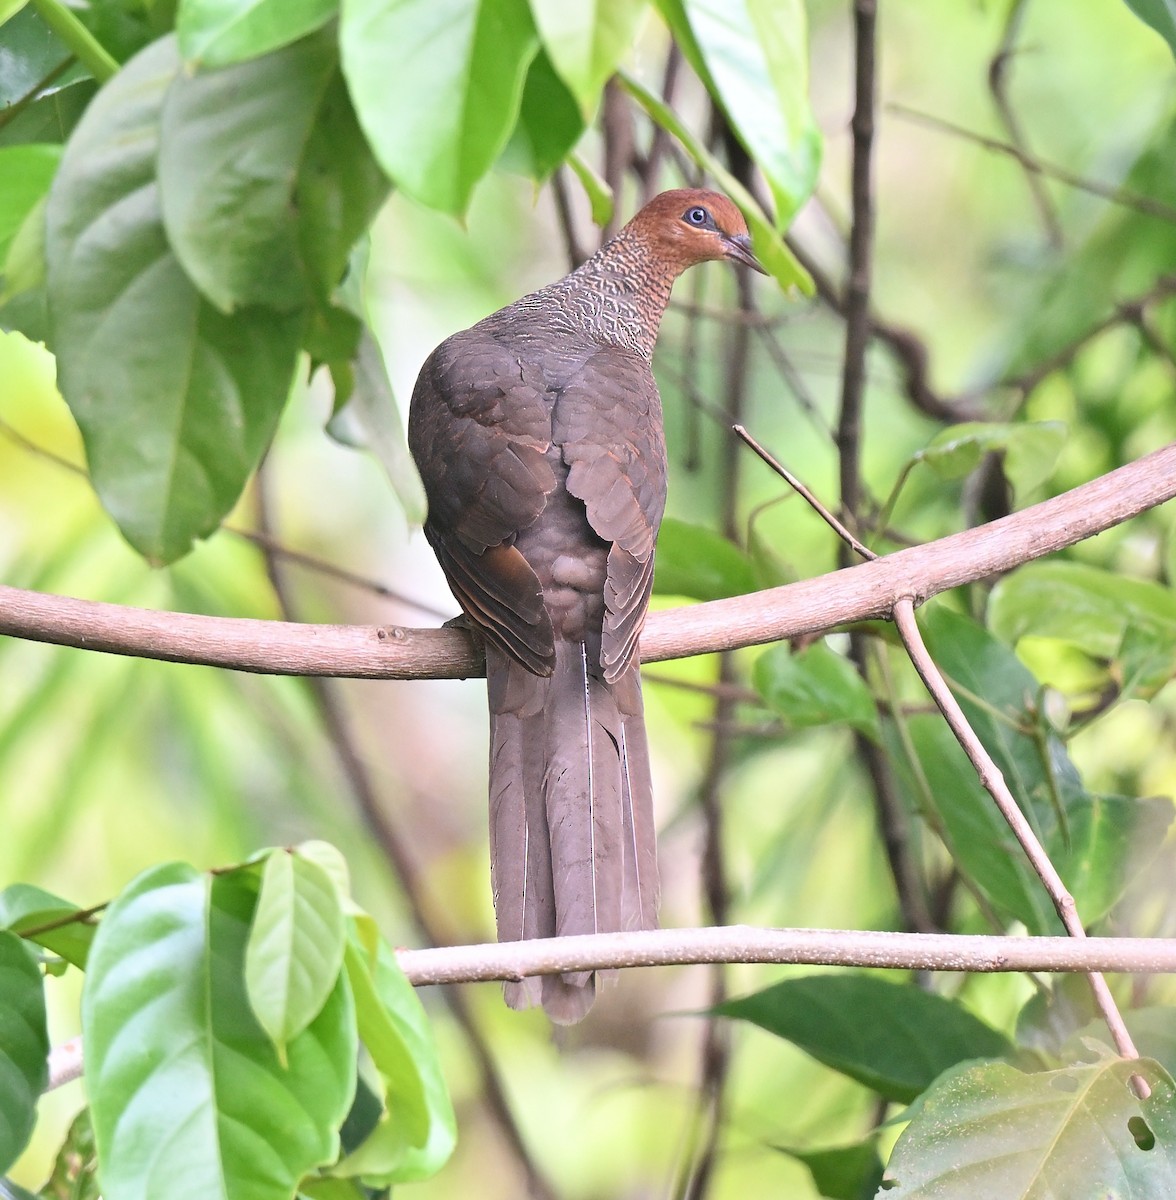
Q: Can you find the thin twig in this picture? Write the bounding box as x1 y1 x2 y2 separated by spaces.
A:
988 0 1064 249
892 598 1144 1085
837 0 878 540
733 424 876 560
890 103 1176 226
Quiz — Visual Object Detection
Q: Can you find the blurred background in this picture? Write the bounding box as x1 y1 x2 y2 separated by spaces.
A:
3 0 1176 1195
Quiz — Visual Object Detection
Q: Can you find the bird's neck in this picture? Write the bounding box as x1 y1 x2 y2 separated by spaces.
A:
548 227 680 360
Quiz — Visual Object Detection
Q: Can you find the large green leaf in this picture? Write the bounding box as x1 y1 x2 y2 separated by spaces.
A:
0 931 47 1174
44 35 304 564
754 640 880 739
0 144 58 263
340 0 538 214
158 29 338 312
245 849 347 1055
880 1053 1176 1197
177 0 339 66
916 421 1066 502
528 0 646 116
1122 0 1176 59
653 517 757 601
898 606 1174 931
504 48 586 182
989 561 1176 665
335 936 456 1184
656 0 820 221
717 974 1012 1103
83 864 357 1200
617 70 811 293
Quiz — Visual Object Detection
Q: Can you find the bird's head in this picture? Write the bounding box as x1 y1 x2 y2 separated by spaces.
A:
625 188 767 276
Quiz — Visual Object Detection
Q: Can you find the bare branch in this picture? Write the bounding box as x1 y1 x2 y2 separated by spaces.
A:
1 442 1174 675
396 928 1176 985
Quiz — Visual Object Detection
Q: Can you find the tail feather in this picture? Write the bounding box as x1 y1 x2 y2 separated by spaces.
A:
486 641 659 1023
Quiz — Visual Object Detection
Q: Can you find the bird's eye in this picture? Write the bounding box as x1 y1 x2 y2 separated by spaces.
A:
684 206 711 227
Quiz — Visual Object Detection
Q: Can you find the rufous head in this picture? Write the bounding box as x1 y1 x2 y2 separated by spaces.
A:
623 188 767 276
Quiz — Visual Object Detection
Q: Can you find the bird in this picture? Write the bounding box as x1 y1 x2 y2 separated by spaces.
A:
408 188 766 1022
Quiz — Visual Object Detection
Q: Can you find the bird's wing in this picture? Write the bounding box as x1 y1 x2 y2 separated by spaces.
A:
408 329 558 674
553 346 667 681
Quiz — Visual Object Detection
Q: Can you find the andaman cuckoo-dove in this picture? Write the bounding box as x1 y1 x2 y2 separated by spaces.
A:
408 189 765 1022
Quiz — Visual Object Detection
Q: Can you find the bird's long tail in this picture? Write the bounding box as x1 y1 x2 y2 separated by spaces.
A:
487 640 658 1023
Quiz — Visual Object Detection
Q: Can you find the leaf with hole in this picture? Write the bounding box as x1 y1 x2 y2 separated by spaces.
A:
45 35 305 564
879 1053 1176 1197
716 973 1012 1103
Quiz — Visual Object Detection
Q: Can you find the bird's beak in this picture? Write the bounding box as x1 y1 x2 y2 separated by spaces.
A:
723 233 768 275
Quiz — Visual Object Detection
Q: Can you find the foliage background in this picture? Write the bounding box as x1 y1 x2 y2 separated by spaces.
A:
2 0 1176 1196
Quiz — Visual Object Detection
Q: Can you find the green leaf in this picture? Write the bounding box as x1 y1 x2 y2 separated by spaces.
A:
880 1053 1176 1197
917 421 1066 501
653 517 757 601
177 0 339 67
0 883 93 968
0 931 48 1174
340 0 538 214
504 48 586 181
337 935 456 1184
327 327 428 525
567 151 614 226
617 69 812 293
778 1140 883 1200
0 144 58 263
0 191 47 308
45 35 305 564
753 640 880 739
902 605 1175 932
39 1108 99 1200
989 561 1176 662
294 71 391 302
0 7 88 108
716 974 1012 1103
528 0 646 116
83 863 357 1200
0 1 29 30
1122 0 1176 59
158 30 338 312
1070 1007 1176 1079
656 0 820 221
245 849 347 1054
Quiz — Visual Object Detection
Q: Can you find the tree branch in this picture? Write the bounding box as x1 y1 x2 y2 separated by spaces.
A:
399 928 1176 984
2 442 1174 675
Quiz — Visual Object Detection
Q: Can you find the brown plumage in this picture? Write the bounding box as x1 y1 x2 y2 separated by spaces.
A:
408 189 765 1022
